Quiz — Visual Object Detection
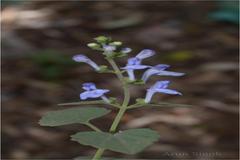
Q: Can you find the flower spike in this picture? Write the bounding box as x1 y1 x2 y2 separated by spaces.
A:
80 82 110 103
73 54 100 71
142 64 185 82
144 80 182 103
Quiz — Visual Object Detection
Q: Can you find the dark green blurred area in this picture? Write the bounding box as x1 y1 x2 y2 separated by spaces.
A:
30 50 76 80
2 1 239 160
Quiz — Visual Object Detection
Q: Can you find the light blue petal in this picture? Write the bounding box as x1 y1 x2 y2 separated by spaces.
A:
126 69 135 81
155 89 182 95
122 65 150 70
121 47 132 54
72 54 89 62
145 81 182 103
80 89 109 100
152 81 170 89
82 82 96 91
136 49 155 60
144 89 156 103
127 57 141 65
80 91 89 100
157 71 185 76
142 65 184 82
154 64 170 70
141 68 160 82
73 54 100 71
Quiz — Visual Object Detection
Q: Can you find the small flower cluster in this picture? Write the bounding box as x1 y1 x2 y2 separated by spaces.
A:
73 36 184 104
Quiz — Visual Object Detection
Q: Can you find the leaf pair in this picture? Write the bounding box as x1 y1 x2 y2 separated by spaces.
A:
71 128 159 155
39 107 159 154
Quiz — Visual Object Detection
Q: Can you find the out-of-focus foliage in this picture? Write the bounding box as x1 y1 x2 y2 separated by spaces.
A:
30 50 76 80
209 0 239 24
164 51 194 62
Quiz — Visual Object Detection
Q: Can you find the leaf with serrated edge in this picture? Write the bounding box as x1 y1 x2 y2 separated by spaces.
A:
39 107 110 126
71 128 159 154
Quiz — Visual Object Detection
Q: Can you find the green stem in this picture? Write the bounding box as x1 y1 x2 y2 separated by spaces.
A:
85 122 102 132
91 58 131 160
109 105 128 132
106 58 130 132
92 148 105 160
127 103 144 109
107 58 130 106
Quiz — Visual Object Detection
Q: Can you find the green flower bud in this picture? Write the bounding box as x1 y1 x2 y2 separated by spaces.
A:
94 36 110 43
87 43 102 51
136 98 146 104
110 41 122 46
87 43 98 48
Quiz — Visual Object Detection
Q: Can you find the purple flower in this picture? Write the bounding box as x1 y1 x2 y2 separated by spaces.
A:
80 82 110 103
144 80 182 103
121 49 155 81
73 54 100 71
142 64 185 82
122 58 150 81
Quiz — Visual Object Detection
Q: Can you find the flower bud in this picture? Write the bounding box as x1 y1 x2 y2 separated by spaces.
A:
94 36 110 43
110 41 122 46
87 43 98 48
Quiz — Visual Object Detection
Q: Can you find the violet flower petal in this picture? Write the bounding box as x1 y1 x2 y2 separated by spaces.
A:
136 49 155 60
73 54 100 71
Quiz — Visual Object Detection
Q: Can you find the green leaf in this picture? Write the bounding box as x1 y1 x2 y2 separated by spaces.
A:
71 128 159 154
39 107 110 126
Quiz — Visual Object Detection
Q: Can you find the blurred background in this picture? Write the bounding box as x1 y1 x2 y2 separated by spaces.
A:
1 1 239 160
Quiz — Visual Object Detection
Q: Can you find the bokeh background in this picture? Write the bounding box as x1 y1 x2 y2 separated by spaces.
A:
1 1 239 160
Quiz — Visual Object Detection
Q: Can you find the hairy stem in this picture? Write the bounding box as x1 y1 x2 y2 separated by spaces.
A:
91 58 130 160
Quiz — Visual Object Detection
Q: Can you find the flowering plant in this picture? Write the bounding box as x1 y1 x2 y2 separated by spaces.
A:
39 36 188 160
